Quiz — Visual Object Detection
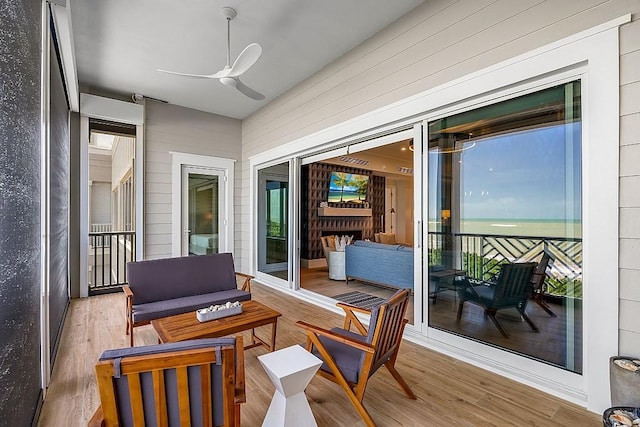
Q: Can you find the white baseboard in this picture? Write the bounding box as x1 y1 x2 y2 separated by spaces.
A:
301 258 327 269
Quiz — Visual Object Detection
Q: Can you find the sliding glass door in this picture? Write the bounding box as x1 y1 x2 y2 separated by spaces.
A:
427 80 582 372
257 162 290 281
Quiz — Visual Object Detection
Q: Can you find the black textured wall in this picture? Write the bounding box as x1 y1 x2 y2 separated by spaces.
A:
0 0 43 425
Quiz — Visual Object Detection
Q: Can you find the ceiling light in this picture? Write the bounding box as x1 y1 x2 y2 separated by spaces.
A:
408 140 414 151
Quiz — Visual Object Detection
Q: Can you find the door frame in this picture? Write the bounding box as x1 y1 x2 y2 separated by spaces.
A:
257 169 289 274
171 152 235 257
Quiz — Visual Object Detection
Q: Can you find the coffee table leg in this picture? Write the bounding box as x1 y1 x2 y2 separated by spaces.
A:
270 319 278 352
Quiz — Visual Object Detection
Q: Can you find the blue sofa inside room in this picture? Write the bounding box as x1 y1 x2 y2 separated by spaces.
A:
345 240 414 289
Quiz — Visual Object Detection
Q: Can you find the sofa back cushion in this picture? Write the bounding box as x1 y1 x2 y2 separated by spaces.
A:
353 240 402 251
127 253 237 304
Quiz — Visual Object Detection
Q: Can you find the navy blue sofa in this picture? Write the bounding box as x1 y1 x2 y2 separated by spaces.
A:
345 240 414 289
124 253 253 346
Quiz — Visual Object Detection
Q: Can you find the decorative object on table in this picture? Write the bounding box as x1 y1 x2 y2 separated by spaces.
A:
197 301 243 322
602 407 640 426
319 201 328 208
610 356 640 407
333 235 353 251
258 345 322 427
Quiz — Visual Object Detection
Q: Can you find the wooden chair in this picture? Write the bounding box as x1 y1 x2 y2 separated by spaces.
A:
530 252 556 316
296 289 416 427
457 262 538 338
88 337 245 427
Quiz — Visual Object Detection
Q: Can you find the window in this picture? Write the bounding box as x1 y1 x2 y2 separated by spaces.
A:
427 81 582 373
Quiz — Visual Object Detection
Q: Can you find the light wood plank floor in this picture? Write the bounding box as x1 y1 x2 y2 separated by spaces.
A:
38 282 600 426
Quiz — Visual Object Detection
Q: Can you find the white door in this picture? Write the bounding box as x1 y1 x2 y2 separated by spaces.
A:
181 166 226 256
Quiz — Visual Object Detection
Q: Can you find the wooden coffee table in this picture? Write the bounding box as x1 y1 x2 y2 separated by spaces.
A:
151 300 282 351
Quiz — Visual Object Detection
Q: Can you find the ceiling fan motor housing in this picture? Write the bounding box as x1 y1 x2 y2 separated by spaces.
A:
220 77 237 87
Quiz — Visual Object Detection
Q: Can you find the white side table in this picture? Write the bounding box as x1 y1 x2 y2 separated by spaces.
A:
258 345 323 427
328 250 346 280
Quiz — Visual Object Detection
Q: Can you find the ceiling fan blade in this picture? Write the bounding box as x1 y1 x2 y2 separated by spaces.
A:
225 43 262 77
157 69 220 79
234 78 265 100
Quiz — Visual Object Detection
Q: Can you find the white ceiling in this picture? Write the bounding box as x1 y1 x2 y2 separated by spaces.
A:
69 0 424 119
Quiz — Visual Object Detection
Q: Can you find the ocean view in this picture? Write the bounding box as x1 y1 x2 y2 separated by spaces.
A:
429 218 582 239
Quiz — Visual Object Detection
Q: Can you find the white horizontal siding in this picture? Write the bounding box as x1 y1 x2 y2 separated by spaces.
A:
236 0 640 357
621 114 640 146
618 15 640 357
89 153 111 182
144 102 241 261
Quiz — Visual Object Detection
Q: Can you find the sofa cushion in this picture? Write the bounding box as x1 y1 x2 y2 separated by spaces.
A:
127 253 238 304
353 240 402 251
345 243 414 289
312 327 366 384
377 233 397 244
132 289 251 323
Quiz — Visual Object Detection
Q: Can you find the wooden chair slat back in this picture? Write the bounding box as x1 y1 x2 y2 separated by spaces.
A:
371 290 410 365
127 372 146 425
493 262 536 303
95 346 236 427
531 252 552 292
152 369 168 427
176 366 192 427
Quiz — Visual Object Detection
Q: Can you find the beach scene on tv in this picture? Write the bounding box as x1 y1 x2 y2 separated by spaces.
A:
328 172 369 203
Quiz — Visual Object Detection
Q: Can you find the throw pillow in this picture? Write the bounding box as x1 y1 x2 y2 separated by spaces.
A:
379 233 397 245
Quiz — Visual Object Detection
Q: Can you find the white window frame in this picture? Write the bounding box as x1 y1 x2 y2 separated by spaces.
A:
247 15 628 412
170 152 235 257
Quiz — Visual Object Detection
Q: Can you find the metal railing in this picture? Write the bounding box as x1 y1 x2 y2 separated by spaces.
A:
88 231 135 294
428 231 582 297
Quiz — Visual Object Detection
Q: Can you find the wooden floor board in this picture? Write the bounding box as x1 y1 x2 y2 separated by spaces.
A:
38 282 600 426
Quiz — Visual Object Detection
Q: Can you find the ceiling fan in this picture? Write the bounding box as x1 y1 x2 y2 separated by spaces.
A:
158 6 265 100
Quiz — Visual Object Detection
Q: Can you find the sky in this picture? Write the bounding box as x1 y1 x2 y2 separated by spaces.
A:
428 122 582 222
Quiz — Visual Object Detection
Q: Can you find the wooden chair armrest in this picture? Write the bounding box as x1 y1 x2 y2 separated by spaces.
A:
336 302 371 315
295 321 374 353
235 272 253 292
336 302 370 335
122 285 133 298
87 406 105 427
234 335 246 404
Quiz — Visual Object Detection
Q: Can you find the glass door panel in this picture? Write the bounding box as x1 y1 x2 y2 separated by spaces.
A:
427 81 583 373
182 167 223 256
258 162 290 280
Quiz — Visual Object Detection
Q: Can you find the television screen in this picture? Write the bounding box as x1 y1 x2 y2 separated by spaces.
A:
328 172 369 203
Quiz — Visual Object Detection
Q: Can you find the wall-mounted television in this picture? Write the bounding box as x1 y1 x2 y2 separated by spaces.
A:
328 171 369 203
